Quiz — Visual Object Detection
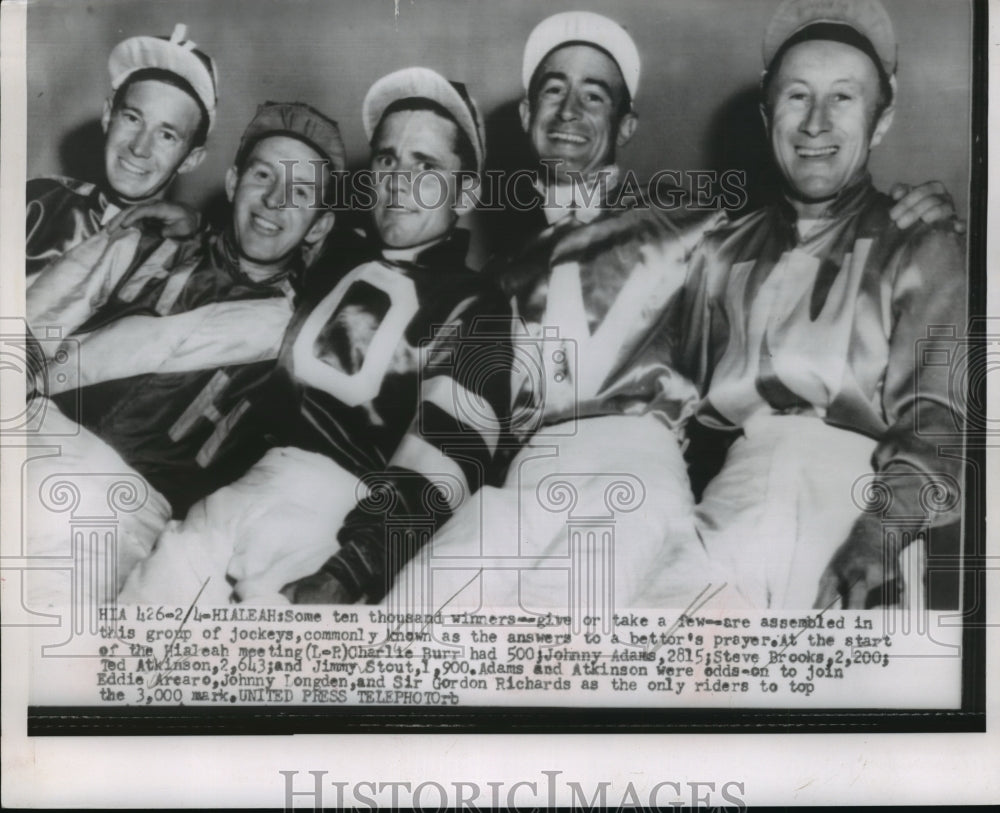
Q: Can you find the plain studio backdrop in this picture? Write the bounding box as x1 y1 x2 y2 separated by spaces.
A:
25 0 973 266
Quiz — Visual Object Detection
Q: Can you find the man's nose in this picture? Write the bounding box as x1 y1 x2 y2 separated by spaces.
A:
799 100 831 136
557 91 582 121
129 127 153 158
262 177 284 209
384 169 411 198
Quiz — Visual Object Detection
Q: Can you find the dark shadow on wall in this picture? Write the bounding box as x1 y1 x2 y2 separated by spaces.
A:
202 189 231 231
57 118 106 186
704 83 781 216
477 97 542 259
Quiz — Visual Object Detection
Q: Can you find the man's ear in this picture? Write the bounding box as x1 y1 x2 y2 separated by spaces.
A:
869 75 898 150
177 145 207 176
615 111 638 147
101 98 113 134
869 104 895 149
304 210 335 246
518 97 531 134
224 166 238 203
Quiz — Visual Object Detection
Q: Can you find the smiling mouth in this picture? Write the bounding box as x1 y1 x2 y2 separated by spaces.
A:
796 146 839 158
117 158 149 176
250 213 282 235
548 131 588 144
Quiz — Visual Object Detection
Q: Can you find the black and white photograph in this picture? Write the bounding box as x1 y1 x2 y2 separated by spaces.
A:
1 0 994 807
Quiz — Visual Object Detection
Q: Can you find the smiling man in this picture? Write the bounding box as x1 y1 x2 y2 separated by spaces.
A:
26 24 216 279
520 30 636 192
227 133 335 273
24 102 342 606
766 36 895 207
669 0 967 609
